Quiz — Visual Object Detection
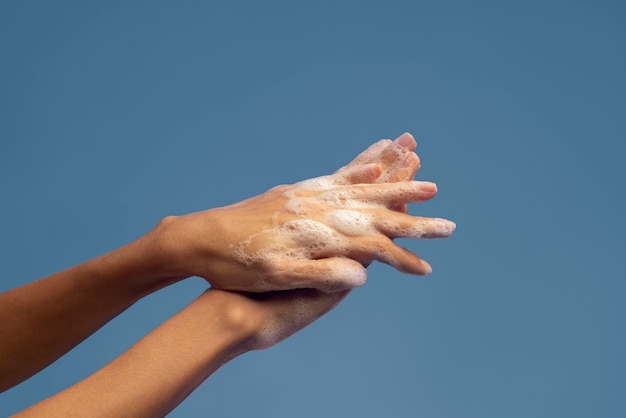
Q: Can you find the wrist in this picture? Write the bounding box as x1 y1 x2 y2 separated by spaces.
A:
202 289 263 352
146 212 224 282
84 230 190 300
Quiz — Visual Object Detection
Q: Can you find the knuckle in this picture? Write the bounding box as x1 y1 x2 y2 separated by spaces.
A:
157 215 179 228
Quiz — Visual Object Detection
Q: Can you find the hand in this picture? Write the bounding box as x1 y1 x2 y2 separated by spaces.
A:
147 134 455 292
209 287 351 350
224 133 452 349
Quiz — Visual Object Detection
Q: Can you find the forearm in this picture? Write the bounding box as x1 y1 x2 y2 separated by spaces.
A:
14 290 254 418
0 230 186 392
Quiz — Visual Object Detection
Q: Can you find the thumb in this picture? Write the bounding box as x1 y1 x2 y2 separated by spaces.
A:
273 257 368 292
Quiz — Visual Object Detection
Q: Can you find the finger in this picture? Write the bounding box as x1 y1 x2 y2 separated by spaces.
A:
376 133 417 169
334 151 419 186
331 162 383 185
342 133 416 172
338 134 419 186
390 203 409 213
324 181 438 206
364 181 437 204
348 234 433 275
272 257 368 292
373 212 457 239
379 151 421 183
341 139 392 169
393 132 417 151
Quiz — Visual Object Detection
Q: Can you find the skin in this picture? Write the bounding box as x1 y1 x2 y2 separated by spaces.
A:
2 133 441 393
5 133 455 416
14 288 346 417
151 136 454 292
158 180 452 292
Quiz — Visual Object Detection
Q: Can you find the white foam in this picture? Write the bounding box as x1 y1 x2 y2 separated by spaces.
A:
230 168 452 291
326 209 376 236
293 175 336 191
317 189 368 208
235 219 339 260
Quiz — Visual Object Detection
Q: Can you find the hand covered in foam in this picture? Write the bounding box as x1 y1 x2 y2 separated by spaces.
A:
149 134 455 292
212 133 455 350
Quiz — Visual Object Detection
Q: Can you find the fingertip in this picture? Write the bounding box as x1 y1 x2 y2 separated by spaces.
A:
409 181 438 202
338 258 368 288
415 181 437 193
434 218 456 237
420 260 433 275
404 251 432 275
354 163 383 183
335 163 383 185
394 132 416 150
317 257 368 291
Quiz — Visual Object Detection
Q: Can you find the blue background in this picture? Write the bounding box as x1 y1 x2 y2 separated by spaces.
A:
1 1 624 416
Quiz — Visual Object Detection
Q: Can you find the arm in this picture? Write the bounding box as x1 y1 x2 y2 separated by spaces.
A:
14 133 455 416
13 287 349 418
0 138 385 391
0 133 454 392
0 233 183 392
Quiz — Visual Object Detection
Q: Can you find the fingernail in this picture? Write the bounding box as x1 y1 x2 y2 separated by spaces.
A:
394 132 414 148
416 181 437 193
421 260 433 275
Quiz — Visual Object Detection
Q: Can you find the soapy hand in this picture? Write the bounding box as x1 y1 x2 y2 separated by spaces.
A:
220 133 453 350
148 134 455 292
